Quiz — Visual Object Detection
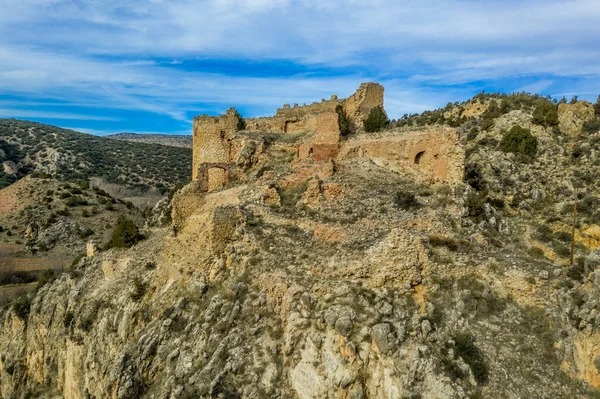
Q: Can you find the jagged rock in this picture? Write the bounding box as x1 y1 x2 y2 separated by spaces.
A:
372 323 393 353
421 319 432 339
335 316 353 336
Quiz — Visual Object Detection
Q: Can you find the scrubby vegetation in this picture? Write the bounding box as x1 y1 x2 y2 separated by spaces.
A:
12 295 31 320
0 119 191 191
105 216 145 249
394 191 420 210
499 126 538 160
336 105 352 136
452 332 489 384
0 139 28 188
532 101 559 127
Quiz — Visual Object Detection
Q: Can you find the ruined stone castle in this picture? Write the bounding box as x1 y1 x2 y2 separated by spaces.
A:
192 83 463 191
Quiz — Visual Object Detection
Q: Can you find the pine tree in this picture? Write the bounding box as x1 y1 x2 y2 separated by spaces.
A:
336 105 352 136
363 106 389 133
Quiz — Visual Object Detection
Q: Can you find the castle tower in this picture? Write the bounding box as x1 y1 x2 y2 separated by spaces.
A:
192 108 241 190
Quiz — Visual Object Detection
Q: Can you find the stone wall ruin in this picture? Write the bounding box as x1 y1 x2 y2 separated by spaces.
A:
192 83 464 191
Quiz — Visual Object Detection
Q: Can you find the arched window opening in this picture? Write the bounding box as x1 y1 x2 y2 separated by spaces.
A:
414 151 426 164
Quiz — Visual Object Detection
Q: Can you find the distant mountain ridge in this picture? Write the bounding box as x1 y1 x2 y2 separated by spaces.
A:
106 133 192 148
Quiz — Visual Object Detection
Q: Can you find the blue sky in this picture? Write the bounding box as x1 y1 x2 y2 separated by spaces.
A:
1 0 600 135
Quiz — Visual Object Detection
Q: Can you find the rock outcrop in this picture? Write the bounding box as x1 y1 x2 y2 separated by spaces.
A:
558 102 595 136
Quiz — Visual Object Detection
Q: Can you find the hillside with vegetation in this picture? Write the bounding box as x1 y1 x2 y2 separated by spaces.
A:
0 119 192 193
0 175 149 304
106 133 192 148
2 93 600 398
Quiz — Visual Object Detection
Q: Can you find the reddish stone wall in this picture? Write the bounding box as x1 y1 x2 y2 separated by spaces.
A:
339 127 464 184
312 145 339 162
314 112 341 144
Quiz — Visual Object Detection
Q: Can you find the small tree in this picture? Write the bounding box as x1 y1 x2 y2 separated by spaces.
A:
532 101 558 127
364 106 389 133
12 295 31 321
500 125 538 160
105 216 144 249
233 109 246 131
594 95 600 116
336 105 352 136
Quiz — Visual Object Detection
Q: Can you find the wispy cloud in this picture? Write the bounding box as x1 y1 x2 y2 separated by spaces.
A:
1 0 600 134
0 108 120 121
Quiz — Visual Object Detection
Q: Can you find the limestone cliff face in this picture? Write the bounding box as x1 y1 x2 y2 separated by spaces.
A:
2 117 600 398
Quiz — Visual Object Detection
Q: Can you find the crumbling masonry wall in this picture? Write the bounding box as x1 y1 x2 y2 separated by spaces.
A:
339 126 464 184
311 112 341 161
242 83 384 134
193 83 385 190
192 108 241 186
190 83 463 190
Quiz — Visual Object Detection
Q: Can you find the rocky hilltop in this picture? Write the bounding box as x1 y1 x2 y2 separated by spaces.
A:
1 88 600 398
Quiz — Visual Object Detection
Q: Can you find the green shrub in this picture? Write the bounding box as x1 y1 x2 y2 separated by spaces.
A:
428 235 459 251
532 101 558 127
528 247 545 259
555 231 572 243
63 311 75 328
76 179 89 189
105 216 144 249
78 228 94 240
37 269 54 289
66 195 87 207
12 295 31 320
499 126 538 159
278 181 308 208
453 332 489 384
571 144 590 160
567 258 584 282
336 105 352 136
583 118 600 134
71 253 85 267
364 106 389 132
555 243 571 258
464 164 486 192
130 277 147 301
394 191 419 210
466 127 479 141
536 225 554 243
466 193 486 220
